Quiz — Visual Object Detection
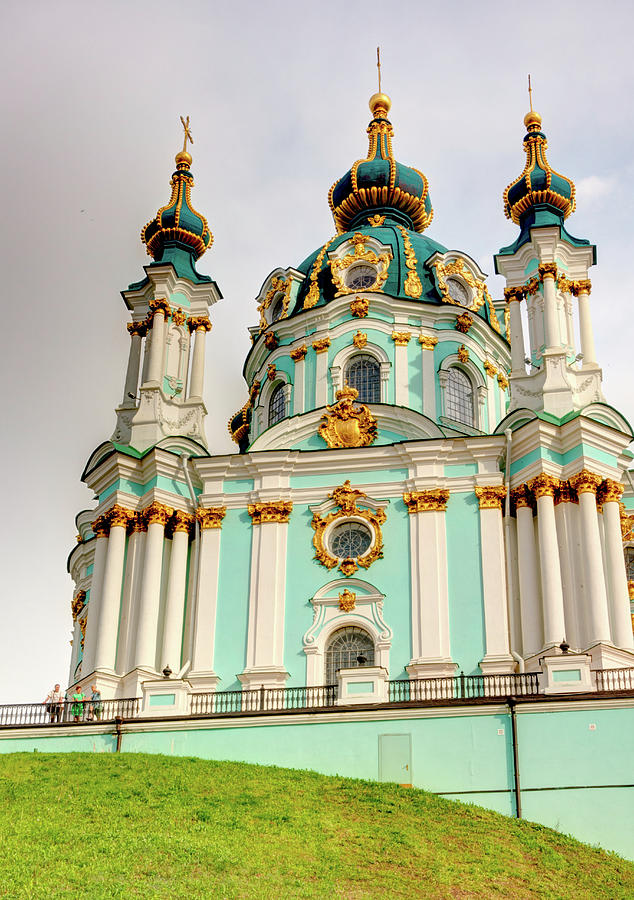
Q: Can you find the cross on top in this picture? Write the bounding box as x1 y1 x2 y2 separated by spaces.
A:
180 115 194 152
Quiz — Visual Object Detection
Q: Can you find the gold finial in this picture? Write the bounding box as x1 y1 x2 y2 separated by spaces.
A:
176 115 193 167
523 75 542 130
369 47 391 119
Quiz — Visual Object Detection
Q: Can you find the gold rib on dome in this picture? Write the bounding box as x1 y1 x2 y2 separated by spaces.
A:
328 94 433 235
503 108 576 224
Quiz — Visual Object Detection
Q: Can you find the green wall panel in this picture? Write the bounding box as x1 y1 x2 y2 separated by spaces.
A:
214 509 253 691
446 492 486 674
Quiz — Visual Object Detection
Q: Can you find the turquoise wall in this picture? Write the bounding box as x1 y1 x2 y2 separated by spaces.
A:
446 491 486 674
214 509 253 691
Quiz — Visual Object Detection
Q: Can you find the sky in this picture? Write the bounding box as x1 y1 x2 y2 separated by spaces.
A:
1 0 633 704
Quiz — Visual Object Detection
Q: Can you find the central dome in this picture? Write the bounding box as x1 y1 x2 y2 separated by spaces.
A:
328 93 433 234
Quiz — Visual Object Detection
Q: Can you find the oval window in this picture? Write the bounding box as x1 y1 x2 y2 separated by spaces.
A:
345 264 377 291
329 521 372 558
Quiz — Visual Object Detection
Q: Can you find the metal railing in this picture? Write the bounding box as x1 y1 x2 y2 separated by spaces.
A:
0 697 140 727
389 672 541 703
190 684 337 716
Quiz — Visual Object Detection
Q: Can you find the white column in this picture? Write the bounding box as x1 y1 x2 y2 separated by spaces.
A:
313 340 330 407
81 520 109 676
505 291 526 375
574 281 598 367
602 483 634 649
146 307 167 385
160 514 192 671
514 492 543 657
241 501 292 687
132 503 171 671
191 509 226 677
475 486 514 672
188 320 210 399
554 492 581 650
291 347 307 415
392 332 411 406
122 328 144 406
539 266 560 349
569 471 612 645
93 508 130 672
529 474 566 647
117 521 146 674
419 336 437 419
404 491 454 677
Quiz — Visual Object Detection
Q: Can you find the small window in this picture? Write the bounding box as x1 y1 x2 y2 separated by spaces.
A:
345 354 381 403
329 521 372 559
325 626 375 685
345 264 377 291
268 384 286 427
446 278 469 305
270 295 285 323
445 367 474 427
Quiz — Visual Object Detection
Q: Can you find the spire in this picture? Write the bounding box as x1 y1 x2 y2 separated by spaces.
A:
328 62 433 234
141 117 213 279
503 83 575 228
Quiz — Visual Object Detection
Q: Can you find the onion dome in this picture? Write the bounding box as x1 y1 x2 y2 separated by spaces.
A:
141 148 213 265
503 110 575 226
328 93 433 234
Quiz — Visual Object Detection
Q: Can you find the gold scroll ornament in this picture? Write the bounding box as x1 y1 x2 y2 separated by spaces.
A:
318 386 378 449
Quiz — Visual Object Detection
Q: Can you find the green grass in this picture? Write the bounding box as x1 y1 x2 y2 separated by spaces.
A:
1 753 633 899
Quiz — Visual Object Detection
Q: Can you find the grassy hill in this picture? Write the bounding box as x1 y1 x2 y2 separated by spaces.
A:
1 753 632 899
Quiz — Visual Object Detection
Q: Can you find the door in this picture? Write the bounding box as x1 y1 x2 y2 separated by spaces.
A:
379 733 412 786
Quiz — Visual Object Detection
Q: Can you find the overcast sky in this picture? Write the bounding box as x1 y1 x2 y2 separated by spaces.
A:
1 0 633 704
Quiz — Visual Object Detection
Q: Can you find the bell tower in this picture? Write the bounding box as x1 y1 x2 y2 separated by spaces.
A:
113 119 222 452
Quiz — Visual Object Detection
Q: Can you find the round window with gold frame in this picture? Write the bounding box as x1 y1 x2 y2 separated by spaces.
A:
345 264 378 291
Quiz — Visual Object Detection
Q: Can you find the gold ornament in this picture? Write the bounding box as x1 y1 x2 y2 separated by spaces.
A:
457 345 469 363
290 345 308 361
318 386 378 449
144 502 174 528
527 473 559 499
483 360 497 378
338 589 357 611
267 364 277 381
620 503 634 542
197 507 226 529
248 501 293 525
569 469 602 496
396 225 423 298
504 286 524 304
107 505 133 529
149 297 171 319
187 316 211 332
430 258 501 332
79 616 87 651
91 515 110 538
127 321 148 337
474 486 506 510
538 262 558 281
554 480 578 506
455 312 473 334
171 308 188 327
311 480 386 577
368 214 386 227
391 331 411 346
497 372 509 390
511 485 533 511
330 233 391 297
312 337 331 354
264 332 279 350
304 238 336 309
418 335 438 351
598 479 624 505
571 278 592 296
170 510 194 534
350 297 369 318
71 590 87 621
403 490 449 513
353 331 367 349
257 276 292 329
129 512 148 534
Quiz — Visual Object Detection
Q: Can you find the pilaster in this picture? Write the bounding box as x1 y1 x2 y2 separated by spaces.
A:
189 507 226 690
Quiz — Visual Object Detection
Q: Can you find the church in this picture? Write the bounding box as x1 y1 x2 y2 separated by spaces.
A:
67 91 634 702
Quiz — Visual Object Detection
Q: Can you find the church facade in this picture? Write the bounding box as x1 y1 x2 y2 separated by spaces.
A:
67 90 634 708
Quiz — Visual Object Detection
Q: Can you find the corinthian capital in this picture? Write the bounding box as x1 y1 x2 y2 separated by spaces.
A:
248 501 293 524
143 501 174 528
527 473 559 499
597 478 624 505
569 469 602 496
197 507 227 529
474 485 506 510
402 489 449 513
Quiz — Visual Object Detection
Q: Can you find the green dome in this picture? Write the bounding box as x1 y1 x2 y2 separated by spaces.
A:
328 94 433 234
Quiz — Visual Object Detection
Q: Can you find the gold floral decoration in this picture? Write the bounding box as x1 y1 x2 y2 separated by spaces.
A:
304 238 336 309
598 479 624 506
620 503 634 542
571 279 592 296
527 473 559 499
267 364 277 381
353 331 367 349
311 480 386 577
187 316 212 332
418 335 438 351
395 225 423 298
79 616 88 651
430 257 501 332
569 469 602 495
143 501 175 528
554 481 578 506
483 360 497 378
290 345 308 361
350 297 369 317
538 262 558 281
171 308 188 327
257 275 293 330
338 589 357 611
330 233 391 297
457 345 469 363
474 485 506 510
312 337 331 354
391 331 411 346
148 297 171 319
248 501 293 525
318 386 378 449
402 490 449 513
91 515 110 539
455 312 473 334
107 505 134 529
197 507 227 529
510 485 534 511
497 372 509 390
504 286 524 304
129 512 148 534
264 332 279 350
170 510 194 535
127 320 148 337
71 590 87 621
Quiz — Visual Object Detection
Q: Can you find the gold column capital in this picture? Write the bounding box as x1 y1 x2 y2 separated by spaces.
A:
197 507 227 529
571 278 592 296
187 316 212 333
598 479 624 505
171 510 194 534
504 286 524 303
403 489 449 513
148 297 171 318
474 485 506 510
91 515 110 538
290 345 308 361
510 484 533 511
248 501 293 524
143 501 174 527
127 321 148 337
569 469 602 495
418 335 438 351
554 480 579 506
106 505 134 529
527 473 559 499
391 331 411 346
538 262 558 280
312 337 331 354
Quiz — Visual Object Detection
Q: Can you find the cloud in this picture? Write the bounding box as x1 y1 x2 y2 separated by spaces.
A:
575 175 616 206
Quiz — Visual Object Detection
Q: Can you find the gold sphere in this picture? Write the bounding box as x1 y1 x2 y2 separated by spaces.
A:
523 110 542 130
369 92 391 118
175 150 192 167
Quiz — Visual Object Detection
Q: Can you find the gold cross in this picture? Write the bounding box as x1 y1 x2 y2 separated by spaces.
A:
377 46 382 94
528 74 533 112
180 115 194 152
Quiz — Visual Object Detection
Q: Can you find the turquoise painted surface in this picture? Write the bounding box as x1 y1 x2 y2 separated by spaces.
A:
0 732 115 753
446 491 486 674
552 670 581 682
222 479 254 494
444 464 477 478
100 476 196 503
408 340 423 413
510 443 619 477
86 564 94 576
290 469 407 489
214 508 253 691
168 290 190 308
304 346 317 410
347 682 374 693
149 694 176 706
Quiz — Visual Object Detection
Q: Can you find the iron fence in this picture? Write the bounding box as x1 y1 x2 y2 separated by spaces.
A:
190 684 337 716
388 672 541 703
0 697 140 727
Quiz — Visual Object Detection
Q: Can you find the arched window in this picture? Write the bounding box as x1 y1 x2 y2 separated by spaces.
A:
345 354 380 403
445 367 474 427
268 383 286 427
325 626 375 685
270 296 284 323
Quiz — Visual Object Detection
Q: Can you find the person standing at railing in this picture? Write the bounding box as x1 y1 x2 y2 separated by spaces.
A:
86 685 102 721
71 688 85 723
44 684 64 723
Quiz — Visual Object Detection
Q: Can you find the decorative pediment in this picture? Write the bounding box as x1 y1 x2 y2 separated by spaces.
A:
427 251 501 333
318 386 378 449
328 233 393 297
